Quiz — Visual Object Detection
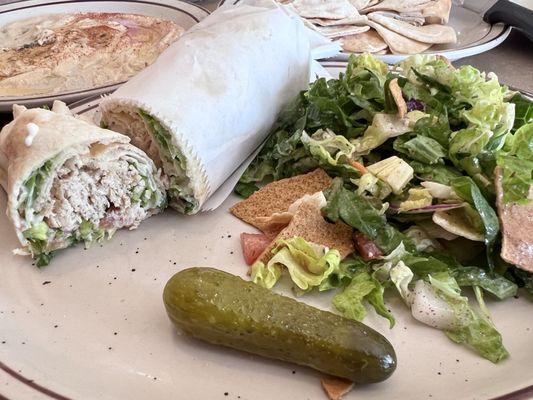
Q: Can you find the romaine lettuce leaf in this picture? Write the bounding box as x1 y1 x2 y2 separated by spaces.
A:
451 177 499 270
510 93 533 132
333 270 395 328
251 236 341 291
393 134 447 164
428 272 509 363
496 122 533 204
324 178 411 254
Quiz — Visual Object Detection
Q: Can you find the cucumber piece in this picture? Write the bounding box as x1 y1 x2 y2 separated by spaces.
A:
163 267 396 383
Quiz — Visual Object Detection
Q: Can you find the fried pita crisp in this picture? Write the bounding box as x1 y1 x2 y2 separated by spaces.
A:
256 201 355 264
495 167 533 272
321 376 354 400
230 169 332 231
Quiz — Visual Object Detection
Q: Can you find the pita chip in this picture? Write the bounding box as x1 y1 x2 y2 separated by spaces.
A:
315 24 370 39
291 0 359 19
366 20 432 54
422 0 452 24
230 169 332 231
321 376 354 400
368 12 456 44
362 0 433 13
389 78 407 118
495 167 533 272
340 29 388 53
256 200 355 264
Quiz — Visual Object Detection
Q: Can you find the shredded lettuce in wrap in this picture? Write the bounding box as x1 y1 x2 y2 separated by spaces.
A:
138 110 198 213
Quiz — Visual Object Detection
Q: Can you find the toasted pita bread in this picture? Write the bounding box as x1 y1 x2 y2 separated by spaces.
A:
315 24 370 39
495 167 533 272
230 169 332 231
321 376 354 400
307 15 368 26
389 78 407 118
291 0 359 19
256 201 354 264
362 0 432 13
340 29 388 53
348 0 371 10
373 10 425 25
366 20 432 54
368 12 456 44
422 0 452 24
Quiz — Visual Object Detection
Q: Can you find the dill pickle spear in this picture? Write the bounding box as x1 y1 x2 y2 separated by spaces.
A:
163 267 396 383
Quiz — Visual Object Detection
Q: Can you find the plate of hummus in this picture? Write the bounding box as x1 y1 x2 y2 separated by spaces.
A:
0 0 210 111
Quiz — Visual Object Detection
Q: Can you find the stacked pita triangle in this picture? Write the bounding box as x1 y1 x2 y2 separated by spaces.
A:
283 0 455 55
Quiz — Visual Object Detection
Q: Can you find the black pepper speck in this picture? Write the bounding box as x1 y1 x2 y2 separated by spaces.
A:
42 281 51 285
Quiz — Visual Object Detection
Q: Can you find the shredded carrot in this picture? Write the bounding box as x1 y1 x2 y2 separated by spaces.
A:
349 160 367 175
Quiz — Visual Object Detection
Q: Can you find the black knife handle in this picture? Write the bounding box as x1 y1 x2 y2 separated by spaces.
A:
484 0 533 41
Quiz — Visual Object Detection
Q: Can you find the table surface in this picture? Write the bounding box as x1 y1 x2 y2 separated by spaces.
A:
0 2 531 125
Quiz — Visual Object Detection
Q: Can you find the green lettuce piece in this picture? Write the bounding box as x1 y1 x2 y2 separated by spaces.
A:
393 134 447 164
399 55 453 87
462 101 515 145
389 261 414 303
22 221 48 241
450 66 508 106
451 177 499 271
138 110 197 213
333 270 395 328
429 272 509 363
301 129 359 177
234 182 259 198
347 53 388 85
449 127 490 163
398 188 433 212
411 161 463 185
496 122 533 204
366 156 414 194
510 93 533 132
251 236 341 291
352 111 424 155
324 178 411 254
452 266 517 300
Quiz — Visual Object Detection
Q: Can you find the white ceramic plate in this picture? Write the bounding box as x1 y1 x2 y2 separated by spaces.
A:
0 0 210 112
217 0 511 64
1 67 532 400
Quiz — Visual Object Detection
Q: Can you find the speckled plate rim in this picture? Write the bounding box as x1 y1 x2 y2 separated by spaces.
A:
0 0 210 111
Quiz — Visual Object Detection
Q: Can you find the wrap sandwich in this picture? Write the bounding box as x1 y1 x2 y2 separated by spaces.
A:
0 101 166 266
100 0 328 214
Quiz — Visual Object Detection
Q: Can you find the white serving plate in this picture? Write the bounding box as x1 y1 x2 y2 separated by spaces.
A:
0 0 210 112
217 0 511 63
0 66 532 400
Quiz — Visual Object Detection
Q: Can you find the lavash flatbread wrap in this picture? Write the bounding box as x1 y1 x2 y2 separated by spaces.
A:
0 101 166 266
100 0 327 214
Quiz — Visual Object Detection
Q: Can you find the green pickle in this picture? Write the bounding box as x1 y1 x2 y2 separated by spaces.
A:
163 267 397 383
